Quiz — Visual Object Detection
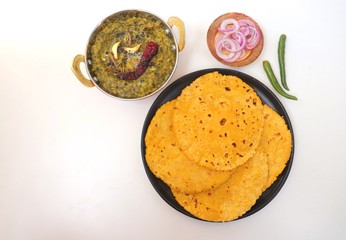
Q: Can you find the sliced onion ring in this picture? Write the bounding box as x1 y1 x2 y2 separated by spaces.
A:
216 39 238 60
218 18 239 33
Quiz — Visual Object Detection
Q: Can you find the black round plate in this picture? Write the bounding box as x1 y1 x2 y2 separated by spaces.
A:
140 68 294 222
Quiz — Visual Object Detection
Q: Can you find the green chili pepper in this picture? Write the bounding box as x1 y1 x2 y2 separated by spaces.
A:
278 34 289 90
263 60 298 100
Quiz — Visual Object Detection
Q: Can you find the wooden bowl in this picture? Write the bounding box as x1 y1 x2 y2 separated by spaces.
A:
207 12 264 67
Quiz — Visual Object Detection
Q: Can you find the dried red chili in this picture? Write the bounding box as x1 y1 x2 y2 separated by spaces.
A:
116 41 159 80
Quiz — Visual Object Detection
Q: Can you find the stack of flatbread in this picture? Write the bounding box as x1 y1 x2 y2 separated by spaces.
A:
145 72 292 222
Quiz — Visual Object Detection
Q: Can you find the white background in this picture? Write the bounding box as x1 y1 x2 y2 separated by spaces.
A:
1 0 346 239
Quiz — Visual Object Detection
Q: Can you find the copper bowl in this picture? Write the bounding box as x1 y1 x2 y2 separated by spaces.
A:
72 10 185 100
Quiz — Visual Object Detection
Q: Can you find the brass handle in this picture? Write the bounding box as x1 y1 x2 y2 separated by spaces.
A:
71 54 95 88
167 16 185 52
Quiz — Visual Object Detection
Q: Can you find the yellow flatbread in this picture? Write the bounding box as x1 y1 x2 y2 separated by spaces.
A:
172 151 268 222
173 72 264 171
145 100 233 193
144 71 293 222
258 105 292 189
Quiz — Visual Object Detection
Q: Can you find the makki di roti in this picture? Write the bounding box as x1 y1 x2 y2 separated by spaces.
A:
173 72 264 171
172 151 268 222
144 71 293 222
259 105 293 190
145 100 233 194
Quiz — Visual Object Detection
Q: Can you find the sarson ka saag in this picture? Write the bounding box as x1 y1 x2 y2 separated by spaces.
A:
72 10 185 100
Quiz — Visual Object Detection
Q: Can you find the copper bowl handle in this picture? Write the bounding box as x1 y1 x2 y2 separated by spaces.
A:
71 54 95 88
167 16 185 52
